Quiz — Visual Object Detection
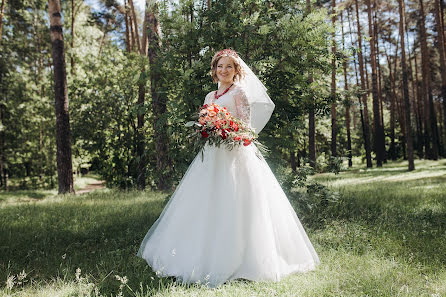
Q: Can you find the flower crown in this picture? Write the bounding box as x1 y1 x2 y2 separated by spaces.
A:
215 49 239 59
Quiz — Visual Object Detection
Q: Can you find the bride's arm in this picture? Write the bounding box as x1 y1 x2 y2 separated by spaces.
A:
234 88 251 125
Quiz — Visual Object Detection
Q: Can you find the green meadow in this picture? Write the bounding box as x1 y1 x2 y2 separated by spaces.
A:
1 160 445 296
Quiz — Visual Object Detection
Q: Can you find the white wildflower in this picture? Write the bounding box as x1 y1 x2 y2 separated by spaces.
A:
75 268 82 282
5 275 15 290
62 253 66 260
17 270 27 281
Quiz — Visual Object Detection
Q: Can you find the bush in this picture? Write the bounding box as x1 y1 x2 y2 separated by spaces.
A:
276 165 340 228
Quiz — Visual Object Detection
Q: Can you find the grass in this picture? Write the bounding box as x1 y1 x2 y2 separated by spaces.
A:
1 159 445 296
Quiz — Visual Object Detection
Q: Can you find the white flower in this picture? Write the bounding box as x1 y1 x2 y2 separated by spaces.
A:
18 270 27 281
5 275 15 290
62 253 66 259
75 268 82 281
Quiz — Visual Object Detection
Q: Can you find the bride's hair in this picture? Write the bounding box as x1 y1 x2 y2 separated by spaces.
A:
210 49 246 83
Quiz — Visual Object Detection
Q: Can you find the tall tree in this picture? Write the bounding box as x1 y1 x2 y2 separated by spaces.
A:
135 0 151 190
366 0 385 167
48 0 74 194
398 0 415 171
341 8 352 167
434 0 446 155
307 0 316 167
148 0 171 190
355 0 372 167
331 0 337 157
128 0 141 53
0 0 5 41
418 0 439 159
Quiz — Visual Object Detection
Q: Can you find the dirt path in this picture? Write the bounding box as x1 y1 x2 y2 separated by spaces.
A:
76 181 106 195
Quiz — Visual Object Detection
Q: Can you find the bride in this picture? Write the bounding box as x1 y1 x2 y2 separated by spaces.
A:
137 49 319 287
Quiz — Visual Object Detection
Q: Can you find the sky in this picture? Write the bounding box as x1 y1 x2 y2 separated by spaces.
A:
84 0 146 16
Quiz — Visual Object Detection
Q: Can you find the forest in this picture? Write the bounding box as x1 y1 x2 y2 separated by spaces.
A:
1 0 444 192
1 0 446 296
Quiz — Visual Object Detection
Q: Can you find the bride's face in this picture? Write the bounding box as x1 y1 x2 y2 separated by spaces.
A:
216 57 236 84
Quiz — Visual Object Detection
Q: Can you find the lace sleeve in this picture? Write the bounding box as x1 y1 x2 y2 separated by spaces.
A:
203 92 213 105
234 88 251 125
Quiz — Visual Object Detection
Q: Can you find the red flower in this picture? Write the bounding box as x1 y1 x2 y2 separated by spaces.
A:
243 138 252 146
221 130 227 140
201 130 209 138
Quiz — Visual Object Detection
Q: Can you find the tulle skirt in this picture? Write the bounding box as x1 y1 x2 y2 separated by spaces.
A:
137 144 319 287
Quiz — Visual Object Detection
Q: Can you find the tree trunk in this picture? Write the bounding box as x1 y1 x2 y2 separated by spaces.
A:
70 0 75 75
418 0 437 159
355 0 372 167
435 0 446 156
330 0 337 157
413 51 425 158
307 0 316 168
148 0 171 190
398 0 415 171
124 0 131 52
135 0 151 190
0 0 5 42
347 6 358 132
366 0 385 167
48 0 74 194
384 48 396 160
129 14 136 51
129 0 141 53
341 9 352 167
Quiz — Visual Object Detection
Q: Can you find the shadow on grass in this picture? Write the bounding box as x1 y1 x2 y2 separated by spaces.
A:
319 188 446 270
0 190 51 201
0 192 176 295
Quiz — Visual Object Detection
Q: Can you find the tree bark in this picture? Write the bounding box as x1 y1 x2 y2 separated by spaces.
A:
48 0 74 194
124 0 131 52
418 0 438 159
384 48 396 161
0 0 5 42
341 9 352 167
135 0 151 190
365 0 385 167
147 0 171 190
330 0 337 157
128 0 141 53
355 0 372 167
413 51 425 158
434 0 446 156
70 0 75 75
398 0 415 171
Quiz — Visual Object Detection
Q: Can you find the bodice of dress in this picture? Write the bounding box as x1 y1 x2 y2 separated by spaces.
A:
204 85 251 126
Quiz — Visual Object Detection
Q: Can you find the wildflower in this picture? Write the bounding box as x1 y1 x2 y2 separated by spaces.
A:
5 275 15 290
62 253 66 260
75 268 82 282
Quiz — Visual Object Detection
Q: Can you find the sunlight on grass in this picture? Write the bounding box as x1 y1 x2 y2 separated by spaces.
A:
1 160 445 296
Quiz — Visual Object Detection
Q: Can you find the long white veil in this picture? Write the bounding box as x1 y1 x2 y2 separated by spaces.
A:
236 57 275 134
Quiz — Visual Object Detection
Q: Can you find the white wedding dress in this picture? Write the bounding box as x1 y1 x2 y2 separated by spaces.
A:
137 85 319 287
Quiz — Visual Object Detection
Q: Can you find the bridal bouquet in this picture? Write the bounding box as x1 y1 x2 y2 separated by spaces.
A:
185 103 267 156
